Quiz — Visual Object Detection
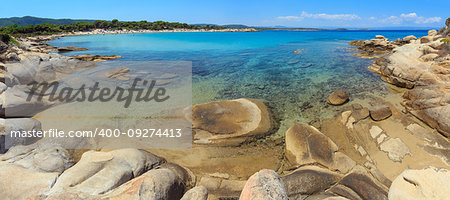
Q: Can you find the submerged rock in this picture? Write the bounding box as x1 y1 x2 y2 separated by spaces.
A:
351 103 370 122
191 98 274 145
328 90 349 105
104 67 130 80
70 54 122 62
57 46 88 53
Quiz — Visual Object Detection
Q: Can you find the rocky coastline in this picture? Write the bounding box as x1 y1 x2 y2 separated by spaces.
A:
349 20 450 137
0 20 449 200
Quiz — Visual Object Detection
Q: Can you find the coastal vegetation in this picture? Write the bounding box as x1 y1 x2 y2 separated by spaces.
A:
0 16 95 27
0 33 18 44
0 19 226 37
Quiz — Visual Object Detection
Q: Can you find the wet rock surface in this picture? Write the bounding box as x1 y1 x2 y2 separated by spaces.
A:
328 90 349 105
69 54 122 61
104 67 130 80
57 46 88 53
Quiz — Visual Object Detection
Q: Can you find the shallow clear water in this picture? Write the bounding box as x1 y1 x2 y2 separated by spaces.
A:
48 30 427 137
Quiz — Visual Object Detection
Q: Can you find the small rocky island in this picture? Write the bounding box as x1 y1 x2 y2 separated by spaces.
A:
0 19 449 200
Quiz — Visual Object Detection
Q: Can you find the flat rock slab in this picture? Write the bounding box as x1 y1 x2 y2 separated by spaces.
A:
379 138 411 162
370 126 383 139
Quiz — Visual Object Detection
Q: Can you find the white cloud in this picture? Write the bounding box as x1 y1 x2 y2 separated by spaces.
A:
381 16 402 24
400 13 418 20
381 13 441 24
300 11 360 20
418 17 441 24
276 16 304 21
369 17 376 20
276 11 360 22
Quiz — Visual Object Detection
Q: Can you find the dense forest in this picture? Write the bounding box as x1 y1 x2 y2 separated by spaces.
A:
0 19 226 37
0 16 95 27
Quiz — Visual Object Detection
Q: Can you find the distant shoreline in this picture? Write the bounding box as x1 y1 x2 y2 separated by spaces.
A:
52 28 258 38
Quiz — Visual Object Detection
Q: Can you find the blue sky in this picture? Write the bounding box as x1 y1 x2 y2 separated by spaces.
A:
1 0 448 28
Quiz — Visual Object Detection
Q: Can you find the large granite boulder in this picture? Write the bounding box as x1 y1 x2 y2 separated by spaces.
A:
389 167 450 200
98 167 187 200
240 169 288 200
41 164 193 200
401 35 417 43
191 98 274 145
285 124 339 167
181 186 208 200
403 86 450 137
0 142 73 200
329 166 389 200
1 85 55 117
369 105 392 121
47 149 166 196
6 52 96 86
0 118 42 152
281 166 342 199
0 40 7 54
0 163 59 200
0 142 72 174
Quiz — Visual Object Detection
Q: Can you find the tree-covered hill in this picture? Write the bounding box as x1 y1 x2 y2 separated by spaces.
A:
0 16 95 27
0 19 226 37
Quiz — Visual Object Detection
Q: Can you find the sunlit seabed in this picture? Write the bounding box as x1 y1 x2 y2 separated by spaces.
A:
48 30 428 138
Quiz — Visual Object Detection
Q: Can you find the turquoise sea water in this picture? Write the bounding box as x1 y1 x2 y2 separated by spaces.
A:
48 30 427 137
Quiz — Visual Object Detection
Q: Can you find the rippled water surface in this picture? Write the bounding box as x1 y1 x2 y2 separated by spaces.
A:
48 30 427 137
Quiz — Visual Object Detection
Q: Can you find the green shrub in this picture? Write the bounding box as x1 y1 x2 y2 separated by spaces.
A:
0 33 19 45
